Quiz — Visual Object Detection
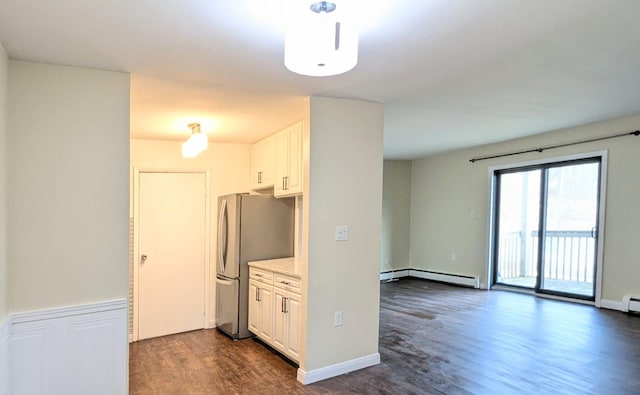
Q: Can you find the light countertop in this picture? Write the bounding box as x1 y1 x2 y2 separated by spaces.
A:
248 257 302 278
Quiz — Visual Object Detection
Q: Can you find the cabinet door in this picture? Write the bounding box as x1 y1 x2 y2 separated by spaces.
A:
258 285 273 341
250 138 275 190
285 292 301 361
261 136 275 187
250 144 261 190
285 122 303 195
274 122 303 198
248 280 260 335
272 288 287 351
274 129 289 196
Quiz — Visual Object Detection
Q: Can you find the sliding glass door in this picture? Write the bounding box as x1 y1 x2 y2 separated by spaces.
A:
540 162 599 297
494 169 541 289
493 158 601 300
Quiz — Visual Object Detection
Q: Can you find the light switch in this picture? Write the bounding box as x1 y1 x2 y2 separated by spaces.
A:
334 311 343 327
335 225 348 241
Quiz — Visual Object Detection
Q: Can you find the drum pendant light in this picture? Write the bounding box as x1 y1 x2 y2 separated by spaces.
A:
284 1 359 77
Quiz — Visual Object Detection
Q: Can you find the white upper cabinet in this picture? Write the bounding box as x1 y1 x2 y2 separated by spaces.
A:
250 135 275 190
274 121 303 197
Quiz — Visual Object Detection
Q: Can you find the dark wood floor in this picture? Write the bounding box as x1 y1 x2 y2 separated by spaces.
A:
130 278 640 394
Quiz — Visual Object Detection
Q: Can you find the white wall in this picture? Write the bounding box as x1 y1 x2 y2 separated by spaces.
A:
381 160 412 272
303 97 383 374
410 114 640 302
130 139 251 326
0 43 8 323
7 61 130 312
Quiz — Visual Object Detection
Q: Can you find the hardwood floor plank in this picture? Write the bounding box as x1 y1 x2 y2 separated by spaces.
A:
130 278 640 394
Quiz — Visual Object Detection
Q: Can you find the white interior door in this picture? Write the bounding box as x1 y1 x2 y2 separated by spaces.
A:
138 172 206 340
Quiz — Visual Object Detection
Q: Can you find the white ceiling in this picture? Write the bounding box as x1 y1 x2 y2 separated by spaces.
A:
1 0 639 159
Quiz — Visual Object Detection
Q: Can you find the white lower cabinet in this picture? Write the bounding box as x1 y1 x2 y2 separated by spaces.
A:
274 288 301 361
248 266 301 363
248 279 273 342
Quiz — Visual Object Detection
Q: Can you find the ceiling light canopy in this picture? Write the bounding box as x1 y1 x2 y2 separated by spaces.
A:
182 123 208 158
284 1 359 77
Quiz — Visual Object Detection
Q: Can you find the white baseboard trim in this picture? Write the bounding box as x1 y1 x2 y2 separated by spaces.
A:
8 298 128 395
208 320 216 329
297 353 380 385
603 297 640 313
600 299 626 312
379 270 409 281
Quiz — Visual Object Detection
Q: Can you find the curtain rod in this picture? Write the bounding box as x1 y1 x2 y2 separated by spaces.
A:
469 130 640 163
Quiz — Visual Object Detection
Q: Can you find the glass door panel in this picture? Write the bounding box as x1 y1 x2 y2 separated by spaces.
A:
494 169 541 288
540 162 599 298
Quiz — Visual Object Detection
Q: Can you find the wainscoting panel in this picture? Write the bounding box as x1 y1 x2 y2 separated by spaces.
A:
10 325 47 394
0 317 10 395
66 316 127 393
8 299 127 395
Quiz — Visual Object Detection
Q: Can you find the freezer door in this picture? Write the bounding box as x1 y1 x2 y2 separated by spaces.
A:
217 194 241 278
239 195 295 264
215 276 239 338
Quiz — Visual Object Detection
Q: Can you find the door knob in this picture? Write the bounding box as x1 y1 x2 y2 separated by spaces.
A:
140 254 148 264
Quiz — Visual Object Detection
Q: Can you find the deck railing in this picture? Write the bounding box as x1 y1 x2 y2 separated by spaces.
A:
497 230 595 283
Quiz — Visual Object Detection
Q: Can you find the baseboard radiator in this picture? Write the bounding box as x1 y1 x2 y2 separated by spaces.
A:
380 269 480 289
624 296 640 313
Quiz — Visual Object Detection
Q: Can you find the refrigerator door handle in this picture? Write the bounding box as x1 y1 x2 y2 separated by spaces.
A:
218 199 228 274
215 276 234 286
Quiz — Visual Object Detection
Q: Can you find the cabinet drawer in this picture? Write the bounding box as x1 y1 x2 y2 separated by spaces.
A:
250 268 273 285
274 273 301 293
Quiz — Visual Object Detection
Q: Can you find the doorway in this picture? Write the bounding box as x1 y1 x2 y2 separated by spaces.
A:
491 154 605 301
134 171 208 340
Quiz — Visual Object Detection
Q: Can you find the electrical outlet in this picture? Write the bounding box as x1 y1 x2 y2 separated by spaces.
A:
335 225 348 241
334 311 343 327
451 253 456 262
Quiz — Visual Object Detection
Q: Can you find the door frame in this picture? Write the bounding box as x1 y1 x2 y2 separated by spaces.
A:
485 150 608 307
132 167 212 341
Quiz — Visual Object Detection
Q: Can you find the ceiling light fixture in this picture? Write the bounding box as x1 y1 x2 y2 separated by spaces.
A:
182 123 208 158
284 1 358 77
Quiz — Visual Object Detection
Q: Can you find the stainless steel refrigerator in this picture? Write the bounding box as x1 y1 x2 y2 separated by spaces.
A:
215 193 295 339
